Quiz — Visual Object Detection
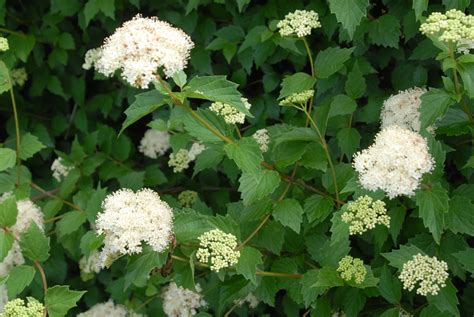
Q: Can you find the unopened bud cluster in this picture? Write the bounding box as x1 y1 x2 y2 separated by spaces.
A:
399 254 449 296
196 229 240 272
277 10 321 37
337 256 367 284
420 9 474 45
178 190 198 208
342 195 390 235
0 298 44 317
0 37 8 52
209 98 251 125
168 142 206 173
253 128 270 153
279 90 314 106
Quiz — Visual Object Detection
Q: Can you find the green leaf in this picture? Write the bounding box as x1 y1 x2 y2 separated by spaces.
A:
378 265 402 304
84 0 115 26
6 265 35 298
56 211 87 238
303 195 334 224
19 133 46 160
0 148 16 172
426 281 460 317
328 0 369 39
445 195 474 235
0 195 17 227
224 138 263 173
346 266 379 289
413 0 429 20
382 244 424 270
272 198 304 233
381 308 401 317
278 72 316 100
420 89 455 129
301 269 325 307
313 267 344 288
0 61 11 94
337 128 361 159
174 211 213 241
121 90 167 134
443 0 470 10
314 47 354 79
124 249 167 289
20 222 50 262
235 246 262 284
368 14 401 48
453 248 474 275
415 183 449 244
457 61 474 99
238 170 280 205
184 76 251 116
0 231 13 262
9 34 36 62
345 62 366 99
329 94 357 117
45 285 86 317
57 32 75 50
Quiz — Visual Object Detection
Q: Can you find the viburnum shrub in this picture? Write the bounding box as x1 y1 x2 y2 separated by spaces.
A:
0 0 473 316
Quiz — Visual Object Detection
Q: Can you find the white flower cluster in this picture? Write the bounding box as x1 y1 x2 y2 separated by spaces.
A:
95 188 173 268
252 128 270 153
82 48 102 70
77 299 143 317
457 39 474 54
209 98 251 125
79 251 101 281
178 190 198 208
138 129 171 159
279 90 314 106
91 14 194 88
420 9 474 44
51 157 73 182
380 87 427 132
341 195 390 235
162 282 207 317
337 255 367 284
10 68 27 87
277 10 321 37
0 297 44 317
168 142 206 173
196 229 240 272
234 293 259 309
0 37 8 52
353 126 434 198
399 254 449 296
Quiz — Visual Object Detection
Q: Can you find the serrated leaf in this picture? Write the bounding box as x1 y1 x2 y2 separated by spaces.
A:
224 138 263 173
84 0 115 26
337 128 361 159
235 246 262 284
9 34 36 62
45 285 86 317
20 222 50 262
124 249 167 290
329 0 369 39
0 148 16 172
278 72 316 100
420 88 455 129
303 195 334 224
184 76 251 116
313 267 344 288
381 244 424 270
0 195 17 227
6 265 35 298
315 47 354 79
121 90 167 134
415 183 449 244
426 281 460 317
378 265 402 304
413 0 429 21
174 211 213 241
0 61 11 94
19 133 46 160
458 61 474 99
56 211 87 238
368 14 401 48
272 198 304 233
238 170 280 205
0 231 13 262
345 62 366 99
329 94 357 117
453 248 474 275
445 195 474 235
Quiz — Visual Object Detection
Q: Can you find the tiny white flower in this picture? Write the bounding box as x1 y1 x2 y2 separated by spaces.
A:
51 157 73 182
162 282 207 317
209 98 251 125
252 129 270 153
277 10 321 37
341 195 390 235
138 129 171 159
196 229 240 272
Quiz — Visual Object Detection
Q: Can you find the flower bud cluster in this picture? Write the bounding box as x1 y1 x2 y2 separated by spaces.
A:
79 251 101 281
178 190 198 208
209 98 251 125
0 37 8 52
10 68 27 87
341 195 390 235
279 90 314 106
196 229 240 272
0 298 44 317
139 129 171 159
399 254 449 296
252 128 270 153
277 10 321 37
162 282 207 317
82 48 102 70
168 142 206 173
337 256 367 284
51 157 73 182
420 9 474 45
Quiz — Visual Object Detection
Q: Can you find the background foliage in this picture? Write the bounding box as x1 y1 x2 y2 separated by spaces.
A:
0 0 474 316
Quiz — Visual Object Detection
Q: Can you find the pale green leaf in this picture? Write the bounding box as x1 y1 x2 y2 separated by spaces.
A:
314 47 354 79
45 285 86 317
272 198 304 233
0 148 15 172
235 246 262 284
328 0 369 39
238 170 280 205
